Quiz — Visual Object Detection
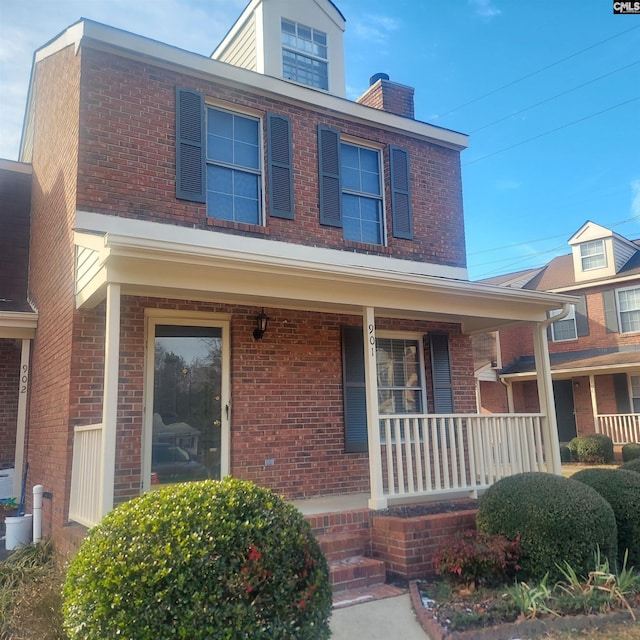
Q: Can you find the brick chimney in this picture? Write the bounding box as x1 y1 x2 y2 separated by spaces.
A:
357 73 415 119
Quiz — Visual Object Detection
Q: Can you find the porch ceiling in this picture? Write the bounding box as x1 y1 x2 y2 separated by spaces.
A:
74 212 576 335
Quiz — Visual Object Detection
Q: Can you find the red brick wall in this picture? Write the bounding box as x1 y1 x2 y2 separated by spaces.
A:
0 341 20 469
24 45 81 540
75 48 465 269
479 379 509 413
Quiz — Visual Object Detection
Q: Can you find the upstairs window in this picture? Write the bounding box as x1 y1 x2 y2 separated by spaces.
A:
550 304 577 342
580 239 606 271
281 19 328 90
618 286 640 334
206 107 261 224
341 143 383 244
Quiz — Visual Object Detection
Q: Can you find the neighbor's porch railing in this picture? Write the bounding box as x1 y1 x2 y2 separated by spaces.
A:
68 423 103 527
596 413 640 445
379 413 548 503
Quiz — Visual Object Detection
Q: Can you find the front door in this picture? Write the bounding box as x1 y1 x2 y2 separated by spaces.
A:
553 379 577 443
144 315 230 489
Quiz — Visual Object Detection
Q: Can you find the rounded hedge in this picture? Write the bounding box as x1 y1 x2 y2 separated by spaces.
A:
63 478 332 640
567 434 614 464
622 442 640 463
476 472 617 582
572 468 640 569
559 445 572 463
620 458 640 474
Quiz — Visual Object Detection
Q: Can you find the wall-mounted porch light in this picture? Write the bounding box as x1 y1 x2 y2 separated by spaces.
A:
253 308 269 341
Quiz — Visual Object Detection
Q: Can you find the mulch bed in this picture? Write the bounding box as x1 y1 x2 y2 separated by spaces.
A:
375 499 478 518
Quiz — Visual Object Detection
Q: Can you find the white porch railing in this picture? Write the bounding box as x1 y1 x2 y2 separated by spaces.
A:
379 414 547 502
596 414 640 445
68 423 103 527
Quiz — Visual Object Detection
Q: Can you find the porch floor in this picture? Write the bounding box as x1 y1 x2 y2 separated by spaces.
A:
291 492 370 516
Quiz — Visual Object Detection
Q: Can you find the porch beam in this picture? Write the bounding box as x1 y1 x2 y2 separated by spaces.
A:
532 321 562 475
13 339 31 497
363 307 386 510
100 283 121 516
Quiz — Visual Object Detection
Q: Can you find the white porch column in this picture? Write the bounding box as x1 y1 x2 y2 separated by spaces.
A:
589 374 599 432
532 322 562 475
13 339 31 497
100 283 121 516
363 307 386 510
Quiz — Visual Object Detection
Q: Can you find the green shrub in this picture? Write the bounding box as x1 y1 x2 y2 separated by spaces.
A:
567 434 614 463
63 478 332 640
476 472 617 582
622 442 640 462
571 468 640 569
620 458 640 474
559 445 572 463
434 530 521 588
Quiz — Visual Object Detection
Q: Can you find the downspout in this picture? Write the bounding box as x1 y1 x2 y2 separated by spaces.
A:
534 303 571 475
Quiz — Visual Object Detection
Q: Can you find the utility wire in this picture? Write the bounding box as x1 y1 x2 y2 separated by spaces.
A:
435 25 640 120
469 60 640 134
463 96 640 166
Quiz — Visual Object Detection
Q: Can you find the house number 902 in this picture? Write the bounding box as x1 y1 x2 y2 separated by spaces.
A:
20 363 29 394
368 323 375 357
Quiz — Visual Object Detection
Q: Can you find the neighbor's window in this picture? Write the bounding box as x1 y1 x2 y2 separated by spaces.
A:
580 239 606 271
631 375 640 412
281 19 328 90
617 286 640 334
376 337 424 414
341 142 383 245
206 107 261 224
550 304 577 342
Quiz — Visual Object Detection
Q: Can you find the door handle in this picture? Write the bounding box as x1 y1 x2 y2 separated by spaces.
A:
225 403 230 419
213 420 221 427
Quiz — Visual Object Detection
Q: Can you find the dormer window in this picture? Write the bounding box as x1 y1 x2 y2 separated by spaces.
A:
580 239 607 271
281 19 328 90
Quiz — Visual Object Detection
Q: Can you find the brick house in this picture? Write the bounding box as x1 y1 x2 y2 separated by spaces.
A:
475 221 640 445
2 0 576 554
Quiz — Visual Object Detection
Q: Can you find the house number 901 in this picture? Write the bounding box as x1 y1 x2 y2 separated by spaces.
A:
20 364 29 394
368 323 375 357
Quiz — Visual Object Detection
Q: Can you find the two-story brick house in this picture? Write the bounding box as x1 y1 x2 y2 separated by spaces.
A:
3 0 576 552
476 221 640 445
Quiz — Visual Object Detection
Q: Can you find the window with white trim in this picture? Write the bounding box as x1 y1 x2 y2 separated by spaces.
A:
550 304 577 342
580 239 606 271
631 375 640 412
206 107 261 224
617 286 640 334
281 19 328 90
341 142 383 245
376 337 425 414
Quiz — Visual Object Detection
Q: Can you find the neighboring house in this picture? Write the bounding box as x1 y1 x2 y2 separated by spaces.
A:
1 0 575 553
475 221 640 445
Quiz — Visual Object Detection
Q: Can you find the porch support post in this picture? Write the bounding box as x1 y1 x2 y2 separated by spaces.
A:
589 375 599 433
532 321 562 475
13 339 31 497
363 306 386 510
100 283 121 516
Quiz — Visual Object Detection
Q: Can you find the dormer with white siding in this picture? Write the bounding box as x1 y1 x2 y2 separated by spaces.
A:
569 221 639 282
212 0 346 97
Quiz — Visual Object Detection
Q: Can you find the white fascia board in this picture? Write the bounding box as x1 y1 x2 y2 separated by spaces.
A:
0 312 38 338
0 159 32 174
34 20 468 151
502 360 640 382
549 273 640 293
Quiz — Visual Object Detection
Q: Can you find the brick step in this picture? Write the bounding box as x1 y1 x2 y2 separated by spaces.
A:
329 556 386 593
332 583 407 609
317 531 367 561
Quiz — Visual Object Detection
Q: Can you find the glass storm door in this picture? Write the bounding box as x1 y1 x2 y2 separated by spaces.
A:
151 325 223 487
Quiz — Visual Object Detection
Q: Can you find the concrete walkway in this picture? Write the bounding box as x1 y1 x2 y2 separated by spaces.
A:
330 594 429 640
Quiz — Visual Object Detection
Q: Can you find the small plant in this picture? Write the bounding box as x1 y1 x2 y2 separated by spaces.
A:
622 442 640 462
567 434 614 463
0 497 18 513
63 478 332 640
559 445 572 463
620 457 640 474
504 573 557 619
435 530 521 589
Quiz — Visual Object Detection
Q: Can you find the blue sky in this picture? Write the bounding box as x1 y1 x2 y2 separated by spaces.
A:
0 0 638 279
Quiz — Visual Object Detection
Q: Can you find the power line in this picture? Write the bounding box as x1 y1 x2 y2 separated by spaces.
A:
435 25 640 120
469 60 640 134
463 96 640 166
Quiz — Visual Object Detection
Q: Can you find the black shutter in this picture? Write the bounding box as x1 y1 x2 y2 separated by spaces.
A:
390 146 413 239
341 326 368 453
267 113 294 219
613 373 631 413
175 88 205 202
318 126 342 227
430 334 454 413
603 290 619 333
575 295 589 337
